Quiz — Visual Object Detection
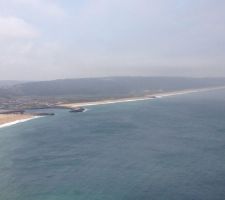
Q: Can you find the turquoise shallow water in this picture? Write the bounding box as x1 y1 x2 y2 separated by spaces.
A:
1 90 225 200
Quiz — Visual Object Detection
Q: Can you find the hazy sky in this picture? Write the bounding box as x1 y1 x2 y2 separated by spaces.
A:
0 0 225 80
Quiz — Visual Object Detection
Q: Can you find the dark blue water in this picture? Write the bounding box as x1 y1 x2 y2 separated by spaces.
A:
1 90 225 200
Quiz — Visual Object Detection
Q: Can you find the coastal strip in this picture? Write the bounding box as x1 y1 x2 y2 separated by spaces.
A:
0 115 42 129
61 86 225 108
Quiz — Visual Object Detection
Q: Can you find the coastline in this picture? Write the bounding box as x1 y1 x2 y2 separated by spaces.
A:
0 115 41 129
1 86 225 129
61 86 225 108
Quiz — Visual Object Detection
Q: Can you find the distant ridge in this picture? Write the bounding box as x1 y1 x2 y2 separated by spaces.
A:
1 76 225 98
0 80 27 88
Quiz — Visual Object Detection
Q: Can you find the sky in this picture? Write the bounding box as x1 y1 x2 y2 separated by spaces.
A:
0 0 225 80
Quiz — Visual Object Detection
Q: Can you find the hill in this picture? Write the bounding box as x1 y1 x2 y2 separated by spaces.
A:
11 77 225 97
1 77 225 110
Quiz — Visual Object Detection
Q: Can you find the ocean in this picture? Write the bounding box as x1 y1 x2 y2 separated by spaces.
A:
0 89 225 200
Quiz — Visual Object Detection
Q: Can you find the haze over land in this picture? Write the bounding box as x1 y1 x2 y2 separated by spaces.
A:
1 2 225 198
0 0 225 80
1 1 225 109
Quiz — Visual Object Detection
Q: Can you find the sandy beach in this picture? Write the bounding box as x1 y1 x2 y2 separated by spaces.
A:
61 86 225 108
1 86 225 129
0 114 39 128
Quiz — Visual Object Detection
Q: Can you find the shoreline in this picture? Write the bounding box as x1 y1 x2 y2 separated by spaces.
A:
0 116 42 129
61 86 225 108
1 86 225 129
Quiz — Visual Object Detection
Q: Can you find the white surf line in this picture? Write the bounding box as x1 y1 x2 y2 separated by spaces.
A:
0 116 42 129
65 86 225 108
67 97 157 108
155 86 225 98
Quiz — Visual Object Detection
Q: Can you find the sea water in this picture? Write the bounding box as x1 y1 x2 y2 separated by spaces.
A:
0 89 225 200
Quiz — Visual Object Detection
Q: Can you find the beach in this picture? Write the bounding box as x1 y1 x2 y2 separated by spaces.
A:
1 87 225 200
0 114 38 128
1 86 225 128
61 86 225 108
